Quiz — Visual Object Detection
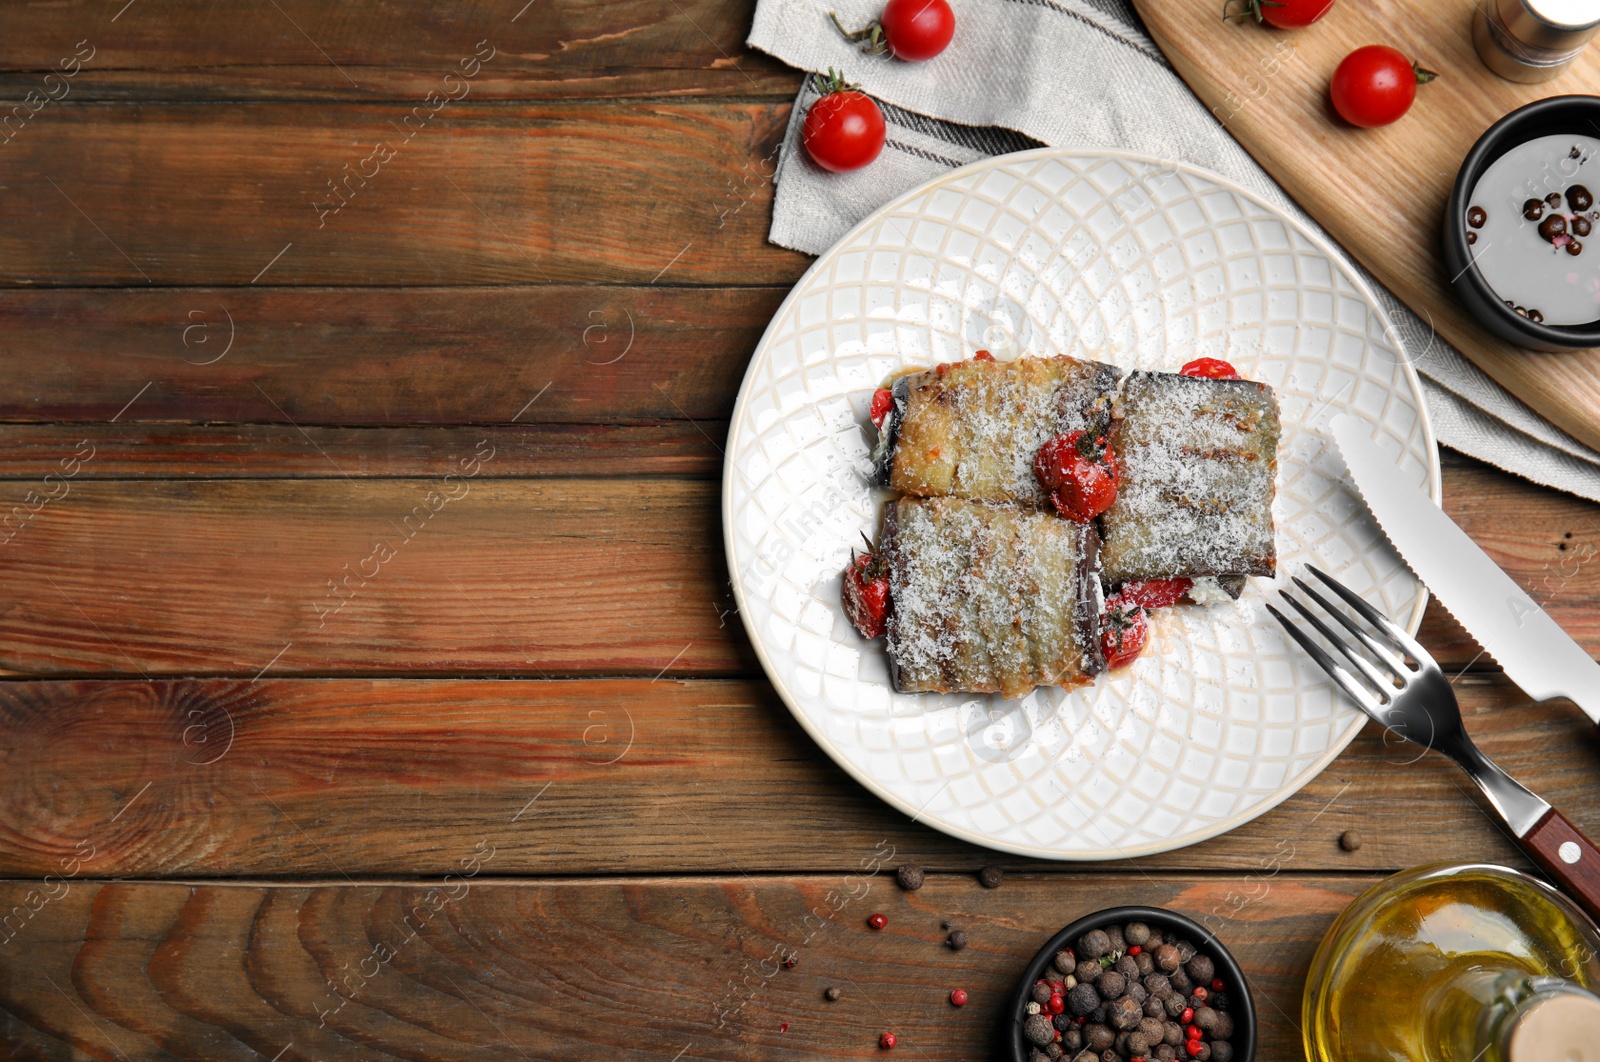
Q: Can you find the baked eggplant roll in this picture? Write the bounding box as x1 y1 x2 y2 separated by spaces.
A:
882 496 1104 698
1099 371 1280 584
875 355 1122 508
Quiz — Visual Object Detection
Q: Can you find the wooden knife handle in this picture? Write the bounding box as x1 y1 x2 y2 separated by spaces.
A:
1522 808 1600 925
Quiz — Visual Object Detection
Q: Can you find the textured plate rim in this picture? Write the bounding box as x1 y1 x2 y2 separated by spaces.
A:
722 146 1440 860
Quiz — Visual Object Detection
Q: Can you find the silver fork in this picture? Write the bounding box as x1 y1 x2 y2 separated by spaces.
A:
1269 565 1600 923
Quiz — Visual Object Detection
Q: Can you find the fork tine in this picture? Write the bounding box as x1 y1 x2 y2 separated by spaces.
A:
1305 564 1431 665
1290 576 1409 678
1266 602 1383 715
1278 588 1395 698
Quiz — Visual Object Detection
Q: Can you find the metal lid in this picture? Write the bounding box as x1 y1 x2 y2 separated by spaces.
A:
1498 0 1600 50
1506 991 1600 1061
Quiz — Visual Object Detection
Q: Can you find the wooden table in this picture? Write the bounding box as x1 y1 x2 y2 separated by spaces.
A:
1 3 1597 1059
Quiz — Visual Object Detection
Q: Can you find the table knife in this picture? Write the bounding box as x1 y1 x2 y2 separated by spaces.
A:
1331 415 1600 736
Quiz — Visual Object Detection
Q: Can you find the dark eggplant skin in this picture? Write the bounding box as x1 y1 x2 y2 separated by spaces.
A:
871 375 912 487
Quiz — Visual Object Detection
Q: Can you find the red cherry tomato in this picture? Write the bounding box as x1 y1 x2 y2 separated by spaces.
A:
843 551 890 639
879 0 956 61
971 349 995 362
803 73 886 173
1330 46 1437 129
870 387 894 428
1180 357 1241 380
1118 578 1193 610
1034 429 1119 523
1232 0 1335 28
1101 592 1150 670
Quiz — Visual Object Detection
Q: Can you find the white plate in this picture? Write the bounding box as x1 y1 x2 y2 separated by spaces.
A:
723 149 1438 860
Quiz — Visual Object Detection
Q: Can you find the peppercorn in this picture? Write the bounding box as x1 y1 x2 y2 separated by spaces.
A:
881 1031 899 1049
1024 1015 1055 1046
1156 1046 1177 1062
1185 956 1214 985
1135 952 1155 976
1174 940 1196 964
1053 948 1076 975
1126 982 1148 1005
1033 983 1053 1005
1194 1007 1219 1033
1467 205 1487 228
826 986 842 1001
946 929 967 951
1076 958 1103 983
1145 929 1164 949
782 954 798 969
868 913 887 930
1067 983 1101 1017
1086 1024 1116 1051
1108 996 1144 1031
1170 971 1192 994
1541 214 1569 242
1063 1028 1084 1051
1128 1032 1152 1056
978 865 1004 889
1192 1042 1211 1061
1125 921 1151 947
1210 1043 1232 1062
1211 992 1231 1014
1054 1013 1074 1031
1101 1051 1120 1062
896 864 924 891
1163 994 1188 1019
1097 971 1127 999
1079 929 1112 959
1213 1013 1234 1039
1145 974 1171 997
1143 996 1166 1019
950 988 968 1007
1568 238 1584 256
1548 191 1565 208
1154 944 1181 972
1115 954 1140 981
1525 198 1546 220
1163 1021 1184 1046
1028 1052 1050 1062
1105 925 1127 953
1045 1047 1063 1062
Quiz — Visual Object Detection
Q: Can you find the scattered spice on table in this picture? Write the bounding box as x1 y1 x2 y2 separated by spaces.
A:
979 865 1004 888
897 864 925 890
826 986 842 1001
1340 830 1363 851
868 912 888 930
950 988 968 1006
947 929 968 950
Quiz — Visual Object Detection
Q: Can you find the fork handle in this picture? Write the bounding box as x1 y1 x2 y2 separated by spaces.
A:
1522 808 1600 924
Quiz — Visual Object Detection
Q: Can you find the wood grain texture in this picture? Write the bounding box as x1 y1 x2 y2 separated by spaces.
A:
0 102 805 286
0 0 796 100
0 874 1364 1060
0 423 725 480
0 286 782 424
0 479 750 678
0 461 1590 675
0 674 1594 878
1134 0 1600 451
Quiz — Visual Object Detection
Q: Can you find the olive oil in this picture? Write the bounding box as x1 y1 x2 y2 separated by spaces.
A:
1304 863 1600 1062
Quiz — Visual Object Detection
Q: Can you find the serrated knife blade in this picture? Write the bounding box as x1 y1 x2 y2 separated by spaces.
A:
1332 414 1600 729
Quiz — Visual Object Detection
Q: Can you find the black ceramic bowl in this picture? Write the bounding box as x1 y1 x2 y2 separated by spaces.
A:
1444 94 1600 351
1005 906 1257 1062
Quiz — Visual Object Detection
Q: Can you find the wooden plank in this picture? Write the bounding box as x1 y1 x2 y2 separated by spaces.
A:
0 873 1365 1060
0 103 806 287
0 461 1591 674
0 0 796 101
0 286 782 424
0 479 751 678
1133 0 1600 453
0 674 1593 877
0 423 725 479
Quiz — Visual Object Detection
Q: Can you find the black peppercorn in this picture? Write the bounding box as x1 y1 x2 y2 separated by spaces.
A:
896 864 924 891
1186 955 1215 985
1108 996 1144 1031
1079 929 1111 959
1467 231 1477 244
1541 214 1569 242
1024 1013 1055 1046
978 865 1004 889
1097 971 1127 999
1067 982 1101 1016
1529 309 1545 323
1575 215 1593 237
946 929 967 950
1063 1028 1083 1051
1570 184 1594 211
1568 238 1584 256
1467 205 1486 228
1195 1006 1220 1032
1524 198 1546 220
1154 944 1181 972
1086 1023 1115 1051
1076 959 1103 983
825 986 841 1001
1033 983 1053 1005
1125 921 1151 947
1548 191 1565 208
1211 1042 1234 1062
1339 830 1362 851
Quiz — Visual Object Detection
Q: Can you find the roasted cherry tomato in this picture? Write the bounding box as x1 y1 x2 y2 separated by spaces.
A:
1101 592 1150 670
843 550 890 639
1180 357 1241 380
971 349 995 362
832 0 956 62
1330 46 1437 129
803 69 886 173
870 387 895 428
1034 429 1119 523
1118 578 1193 610
1228 0 1335 28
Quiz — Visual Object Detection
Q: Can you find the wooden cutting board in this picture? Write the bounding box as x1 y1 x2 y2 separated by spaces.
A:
1133 0 1600 453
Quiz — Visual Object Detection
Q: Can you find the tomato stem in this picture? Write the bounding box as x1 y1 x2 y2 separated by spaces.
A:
1413 61 1439 84
815 66 862 95
1221 0 1285 23
828 11 889 53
